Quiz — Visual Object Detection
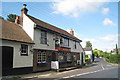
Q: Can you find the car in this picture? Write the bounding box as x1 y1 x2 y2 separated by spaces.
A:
99 57 102 58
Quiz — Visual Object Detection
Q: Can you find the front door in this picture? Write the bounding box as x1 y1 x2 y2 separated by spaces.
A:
2 46 13 76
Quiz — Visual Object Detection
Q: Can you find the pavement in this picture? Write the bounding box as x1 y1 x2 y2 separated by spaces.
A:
2 64 86 80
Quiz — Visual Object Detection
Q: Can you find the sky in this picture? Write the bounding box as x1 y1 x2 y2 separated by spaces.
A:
1 0 119 52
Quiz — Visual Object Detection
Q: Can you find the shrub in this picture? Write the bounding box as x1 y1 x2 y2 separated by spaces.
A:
85 55 89 62
106 54 120 64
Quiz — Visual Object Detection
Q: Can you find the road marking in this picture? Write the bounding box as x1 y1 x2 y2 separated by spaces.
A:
62 67 117 79
101 64 105 70
62 69 102 79
106 65 112 67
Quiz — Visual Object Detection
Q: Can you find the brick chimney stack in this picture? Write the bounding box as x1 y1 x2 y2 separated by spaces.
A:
21 4 28 25
15 16 20 24
70 29 74 35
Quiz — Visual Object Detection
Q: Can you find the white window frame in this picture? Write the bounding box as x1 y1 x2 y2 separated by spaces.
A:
58 52 64 62
67 53 71 61
21 44 28 55
41 30 47 44
63 38 69 47
38 51 46 63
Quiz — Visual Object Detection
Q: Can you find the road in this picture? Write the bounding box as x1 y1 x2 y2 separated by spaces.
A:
25 58 119 80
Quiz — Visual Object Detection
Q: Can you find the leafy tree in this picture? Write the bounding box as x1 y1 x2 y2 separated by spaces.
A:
0 16 4 20
85 41 92 48
7 14 17 22
116 44 118 55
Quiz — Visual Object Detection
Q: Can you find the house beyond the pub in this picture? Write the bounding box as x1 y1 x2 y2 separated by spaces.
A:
1 4 85 75
84 47 93 62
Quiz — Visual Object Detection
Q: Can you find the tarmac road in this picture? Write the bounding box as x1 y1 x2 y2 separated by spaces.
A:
30 58 119 80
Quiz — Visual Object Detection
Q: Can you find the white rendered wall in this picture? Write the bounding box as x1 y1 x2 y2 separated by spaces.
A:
2 40 33 68
33 29 55 50
85 51 92 56
23 14 35 40
69 40 83 53
85 51 93 62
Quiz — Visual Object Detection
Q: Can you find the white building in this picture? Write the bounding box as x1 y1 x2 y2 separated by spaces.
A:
1 19 34 76
1 4 85 75
84 47 93 62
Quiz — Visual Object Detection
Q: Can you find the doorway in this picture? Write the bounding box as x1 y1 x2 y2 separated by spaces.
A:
1 46 13 76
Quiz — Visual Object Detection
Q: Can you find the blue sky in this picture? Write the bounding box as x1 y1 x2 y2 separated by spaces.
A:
2 1 118 52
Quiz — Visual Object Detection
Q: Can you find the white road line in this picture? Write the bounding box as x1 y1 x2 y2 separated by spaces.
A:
62 67 116 79
106 65 112 66
62 69 102 79
101 64 105 70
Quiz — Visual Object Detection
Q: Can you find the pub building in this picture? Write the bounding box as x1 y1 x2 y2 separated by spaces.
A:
2 4 85 76
51 35 81 70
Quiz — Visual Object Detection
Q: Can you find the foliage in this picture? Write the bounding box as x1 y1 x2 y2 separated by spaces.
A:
106 54 120 64
93 49 100 57
0 16 4 20
116 44 118 55
85 55 91 64
92 48 111 58
85 55 89 62
85 41 92 48
7 14 17 22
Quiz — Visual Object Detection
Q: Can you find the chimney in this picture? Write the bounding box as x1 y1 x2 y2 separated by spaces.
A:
21 4 28 25
15 16 20 24
70 29 74 35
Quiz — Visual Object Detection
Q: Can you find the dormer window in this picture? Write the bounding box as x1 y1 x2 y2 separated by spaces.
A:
41 30 47 44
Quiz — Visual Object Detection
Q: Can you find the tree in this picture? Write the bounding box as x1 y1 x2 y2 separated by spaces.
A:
0 16 4 20
116 44 118 55
85 41 92 48
7 14 17 22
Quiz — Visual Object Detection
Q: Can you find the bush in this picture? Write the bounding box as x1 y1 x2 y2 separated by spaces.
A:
85 55 89 62
106 54 120 64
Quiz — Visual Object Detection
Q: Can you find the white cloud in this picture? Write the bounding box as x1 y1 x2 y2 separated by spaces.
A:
102 8 109 15
103 18 116 26
52 0 109 17
100 34 117 42
83 38 97 43
101 46 114 52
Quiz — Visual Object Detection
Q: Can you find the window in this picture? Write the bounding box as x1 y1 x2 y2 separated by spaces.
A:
55 39 60 47
41 30 47 44
38 51 46 63
21 44 28 56
58 52 64 62
67 53 71 61
73 55 76 61
63 38 69 46
74 42 77 49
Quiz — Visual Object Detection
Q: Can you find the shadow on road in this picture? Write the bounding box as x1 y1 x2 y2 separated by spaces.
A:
91 63 98 67
94 61 100 63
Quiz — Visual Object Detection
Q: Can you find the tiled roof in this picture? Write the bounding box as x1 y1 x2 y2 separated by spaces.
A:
26 15 82 42
0 19 34 44
83 47 92 51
